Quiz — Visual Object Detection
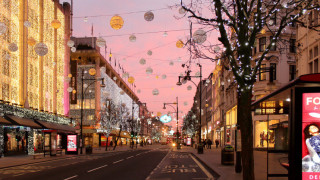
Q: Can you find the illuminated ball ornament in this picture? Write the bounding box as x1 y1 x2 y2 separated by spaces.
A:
176 40 184 48
147 50 152 56
27 37 36 46
113 76 117 81
122 72 129 78
71 47 76 52
163 31 168 37
68 74 72 78
139 58 146 65
214 46 220 53
128 76 135 84
8 43 18 52
0 22 8 35
184 101 188 106
137 89 141 93
162 74 167 79
72 90 77 94
67 87 73 92
4 54 10 60
179 7 186 14
144 11 154 21
187 85 192 91
260 29 266 34
146 67 153 74
51 19 61 29
193 29 207 44
34 42 48 56
129 34 136 42
110 15 124 30
157 112 162 117
89 68 96 76
24 21 31 28
169 61 174 66
206 79 210 84
67 40 75 47
96 37 106 47
152 88 159 96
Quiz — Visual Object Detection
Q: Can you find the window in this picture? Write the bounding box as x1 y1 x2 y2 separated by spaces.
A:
259 64 266 81
289 39 296 53
259 37 266 52
309 62 313 73
315 59 319 73
270 63 277 80
270 12 277 25
310 49 313 60
270 36 276 51
289 65 296 81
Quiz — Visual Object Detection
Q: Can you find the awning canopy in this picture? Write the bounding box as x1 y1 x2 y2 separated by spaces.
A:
36 120 75 133
0 116 11 125
6 115 42 129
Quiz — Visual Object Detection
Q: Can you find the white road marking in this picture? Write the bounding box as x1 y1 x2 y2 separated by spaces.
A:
126 156 134 159
64 175 78 180
190 154 213 179
113 159 124 164
87 164 108 173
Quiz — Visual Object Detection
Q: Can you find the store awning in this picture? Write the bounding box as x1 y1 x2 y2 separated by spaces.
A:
6 115 42 129
0 116 11 125
36 120 75 133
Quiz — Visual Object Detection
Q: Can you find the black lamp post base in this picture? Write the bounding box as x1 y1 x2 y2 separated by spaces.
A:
197 144 204 154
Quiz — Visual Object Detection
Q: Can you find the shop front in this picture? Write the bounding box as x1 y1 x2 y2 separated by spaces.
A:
225 106 237 146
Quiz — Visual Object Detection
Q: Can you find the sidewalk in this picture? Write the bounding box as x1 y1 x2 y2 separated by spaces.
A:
0 145 141 169
173 146 288 180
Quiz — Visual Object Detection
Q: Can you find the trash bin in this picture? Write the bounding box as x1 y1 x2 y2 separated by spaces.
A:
85 146 92 154
221 145 234 165
197 144 204 154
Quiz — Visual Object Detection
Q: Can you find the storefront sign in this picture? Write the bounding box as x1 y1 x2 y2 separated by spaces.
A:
67 135 77 152
302 93 320 179
160 114 172 123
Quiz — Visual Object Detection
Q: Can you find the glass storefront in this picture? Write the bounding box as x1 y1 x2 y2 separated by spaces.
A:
254 120 279 148
4 127 28 155
34 130 44 153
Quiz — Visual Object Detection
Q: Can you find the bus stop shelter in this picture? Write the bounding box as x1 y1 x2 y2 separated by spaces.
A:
252 73 320 180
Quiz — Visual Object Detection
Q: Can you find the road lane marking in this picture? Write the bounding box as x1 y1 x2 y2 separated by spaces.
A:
189 154 213 179
87 164 108 173
113 159 124 164
64 175 78 180
126 156 134 159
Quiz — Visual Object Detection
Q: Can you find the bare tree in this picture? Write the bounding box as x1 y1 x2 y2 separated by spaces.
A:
100 99 118 151
180 0 318 179
113 103 130 150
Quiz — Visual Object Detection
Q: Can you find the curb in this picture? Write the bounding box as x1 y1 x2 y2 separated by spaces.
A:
190 152 221 179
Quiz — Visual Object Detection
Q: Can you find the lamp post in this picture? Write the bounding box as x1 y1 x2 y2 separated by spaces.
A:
163 97 180 150
79 69 105 154
177 63 204 154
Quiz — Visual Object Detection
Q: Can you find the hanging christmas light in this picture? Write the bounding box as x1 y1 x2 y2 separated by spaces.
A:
110 15 124 30
113 76 117 81
155 75 159 79
206 79 210 84
128 76 135 84
0 22 7 35
34 42 48 56
139 58 146 65
193 29 207 44
8 43 18 52
129 34 136 42
147 50 152 56
67 87 73 92
146 67 153 74
144 11 154 21
176 40 184 48
89 68 96 76
67 40 75 47
152 88 159 96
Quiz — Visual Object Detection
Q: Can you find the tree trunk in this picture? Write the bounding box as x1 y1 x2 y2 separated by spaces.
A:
105 136 108 151
113 130 122 150
238 90 255 180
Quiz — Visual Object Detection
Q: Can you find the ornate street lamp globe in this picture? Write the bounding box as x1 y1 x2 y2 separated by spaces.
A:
144 11 154 21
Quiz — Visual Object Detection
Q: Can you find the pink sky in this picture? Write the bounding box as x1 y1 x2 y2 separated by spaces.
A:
63 0 217 130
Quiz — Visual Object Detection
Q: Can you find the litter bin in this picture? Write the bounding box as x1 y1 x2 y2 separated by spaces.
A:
221 145 234 165
198 143 203 154
85 146 92 154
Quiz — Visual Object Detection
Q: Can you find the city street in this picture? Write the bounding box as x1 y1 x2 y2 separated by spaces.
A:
0 145 217 180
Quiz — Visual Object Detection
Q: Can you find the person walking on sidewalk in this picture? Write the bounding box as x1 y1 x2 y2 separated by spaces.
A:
207 139 212 149
215 139 219 148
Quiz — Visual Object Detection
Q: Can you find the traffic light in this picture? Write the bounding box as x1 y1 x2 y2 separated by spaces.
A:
135 132 137 138
131 131 134 138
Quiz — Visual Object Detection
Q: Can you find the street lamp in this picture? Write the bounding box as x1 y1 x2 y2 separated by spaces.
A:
177 63 204 154
163 97 180 150
80 69 105 154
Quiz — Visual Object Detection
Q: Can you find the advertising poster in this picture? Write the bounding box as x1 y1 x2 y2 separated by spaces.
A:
67 135 77 152
187 138 191 146
302 93 320 179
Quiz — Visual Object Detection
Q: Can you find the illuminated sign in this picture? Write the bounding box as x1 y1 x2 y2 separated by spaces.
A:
302 93 320 179
67 135 77 152
160 114 172 123
187 138 191 146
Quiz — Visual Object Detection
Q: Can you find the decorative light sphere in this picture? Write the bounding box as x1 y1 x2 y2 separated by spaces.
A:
113 76 117 81
72 90 77 94
260 29 266 34
51 19 61 29
187 85 192 91
4 54 10 60
34 42 48 56
110 15 124 30
152 88 159 96
96 37 106 47
169 61 174 66
147 50 152 56
179 7 186 14
155 75 159 79
67 87 73 92
129 34 136 42
24 21 31 28
27 37 36 46
177 57 182 62
89 68 96 76
128 76 135 84
206 79 210 84
120 91 125 95
71 47 76 52
184 101 188 106
8 43 18 52
176 40 184 48
137 89 141 93
144 11 154 21
68 74 72 78
163 31 168 37
146 67 153 74
83 84 88 88
157 112 162 117
139 58 146 65
67 40 75 47
0 22 7 35
214 46 220 53
193 29 207 44
162 74 167 79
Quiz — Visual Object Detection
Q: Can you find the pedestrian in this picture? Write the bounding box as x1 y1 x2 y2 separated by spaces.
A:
203 139 206 148
215 139 219 148
109 141 113 150
207 139 212 149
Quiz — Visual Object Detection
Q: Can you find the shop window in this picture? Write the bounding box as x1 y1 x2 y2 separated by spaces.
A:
315 59 319 73
259 37 266 52
254 120 279 148
259 64 266 81
270 63 277 80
